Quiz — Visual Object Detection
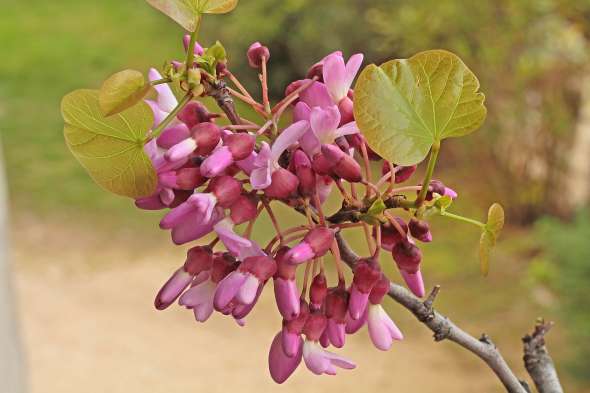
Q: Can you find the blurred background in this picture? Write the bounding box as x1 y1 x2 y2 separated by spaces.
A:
1 0 589 392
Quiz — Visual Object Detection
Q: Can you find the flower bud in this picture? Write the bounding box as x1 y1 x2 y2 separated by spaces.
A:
291 150 316 197
320 144 362 183
178 101 217 128
264 168 299 200
325 287 349 348
338 96 354 125
191 122 222 156
306 62 324 81
379 218 407 252
247 42 270 68
285 227 335 265
311 152 335 176
230 195 259 225
184 246 214 275
183 34 204 56
274 247 301 321
225 133 255 161
154 268 193 310
409 218 432 243
207 175 242 208
282 300 309 352
176 167 206 190
210 253 238 283
400 270 425 298
157 124 190 149
392 240 422 274
275 247 297 280
284 80 305 101
310 273 328 310
381 162 417 184
349 259 381 319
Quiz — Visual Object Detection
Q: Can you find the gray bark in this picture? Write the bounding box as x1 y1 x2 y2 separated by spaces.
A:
0 140 27 393
523 322 564 393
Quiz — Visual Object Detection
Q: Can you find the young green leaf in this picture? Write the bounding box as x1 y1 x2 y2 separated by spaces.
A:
146 0 238 31
354 50 487 166
99 69 151 116
478 203 505 276
61 89 157 199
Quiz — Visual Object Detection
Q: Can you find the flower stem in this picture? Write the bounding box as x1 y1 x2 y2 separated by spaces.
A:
415 141 441 207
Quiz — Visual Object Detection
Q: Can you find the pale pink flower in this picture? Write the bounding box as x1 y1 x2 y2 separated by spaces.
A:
322 52 364 104
367 304 403 351
302 340 356 375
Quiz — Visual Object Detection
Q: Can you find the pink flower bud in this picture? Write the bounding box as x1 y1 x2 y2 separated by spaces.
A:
311 152 335 176
210 253 238 283
320 144 362 183
310 273 328 310
275 247 297 280
349 259 381 319
285 227 335 264
409 218 432 243
302 311 327 341
200 147 234 178
379 218 408 251
207 176 242 208
154 268 193 310
183 34 204 56
338 96 354 125
191 122 222 156
264 168 299 200
400 270 425 298
157 124 190 149
240 256 277 282
306 62 324 81
291 150 315 197
269 332 303 384
178 101 217 128
392 240 422 274
184 246 214 275
284 80 305 101
230 195 258 225
381 162 417 184
325 287 349 348
247 42 270 68
176 167 206 190
225 133 255 161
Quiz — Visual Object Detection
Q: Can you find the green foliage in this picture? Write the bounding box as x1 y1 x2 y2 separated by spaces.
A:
536 211 590 381
354 50 486 166
145 0 238 31
479 203 505 276
99 69 151 116
61 89 157 199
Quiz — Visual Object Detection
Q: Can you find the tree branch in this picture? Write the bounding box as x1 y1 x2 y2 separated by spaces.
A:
336 233 529 393
522 320 564 393
206 79 241 125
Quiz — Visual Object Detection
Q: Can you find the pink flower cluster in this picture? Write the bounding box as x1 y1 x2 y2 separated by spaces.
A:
137 39 458 383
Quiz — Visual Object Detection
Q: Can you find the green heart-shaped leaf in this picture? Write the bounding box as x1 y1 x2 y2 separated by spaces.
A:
354 50 487 166
61 89 157 199
146 0 239 31
99 69 151 116
478 203 505 276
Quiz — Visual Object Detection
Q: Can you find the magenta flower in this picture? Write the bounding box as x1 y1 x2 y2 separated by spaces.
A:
179 272 217 322
302 341 356 376
273 247 300 320
284 226 335 265
268 332 303 384
159 193 221 245
250 120 309 190
322 52 364 104
349 260 381 320
214 218 265 261
147 68 178 127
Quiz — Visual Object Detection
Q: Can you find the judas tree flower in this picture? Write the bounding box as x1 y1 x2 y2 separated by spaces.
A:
284 226 335 265
214 255 277 310
165 122 222 163
247 42 270 68
345 308 367 334
325 287 349 348
320 144 362 183
381 162 418 184
179 252 238 322
290 149 316 198
310 272 328 311
294 104 359 156
268 331 303 384
182 34 204 56
154 245 214 310
366 277 403 350
322 52 364 104
200 132 255 178
349 259 381 320
424 180 458 201
392 239 425 297
214 218 265 261
281 301 309 357
250 120 309 196
302 341 356 376
177 101 218 129
409 218 433 243
273 247 300 320
377 218 408 252
160 192 223 244
147 68 178 126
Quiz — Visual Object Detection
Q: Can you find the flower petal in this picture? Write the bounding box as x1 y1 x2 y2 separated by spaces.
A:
149 68 177 113
214 271 248 310
269 332 302 384
310 106 341 142
299 81 333 109
271 120 309 161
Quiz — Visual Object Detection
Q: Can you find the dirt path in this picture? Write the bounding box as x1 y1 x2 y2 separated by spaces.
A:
11 219 508 393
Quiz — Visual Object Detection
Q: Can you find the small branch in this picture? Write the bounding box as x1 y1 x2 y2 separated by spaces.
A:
336 233 528 393
522 320 564 393
205 79 241 125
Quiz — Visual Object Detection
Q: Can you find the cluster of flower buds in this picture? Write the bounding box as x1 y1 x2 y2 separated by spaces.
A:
139 38 458 383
